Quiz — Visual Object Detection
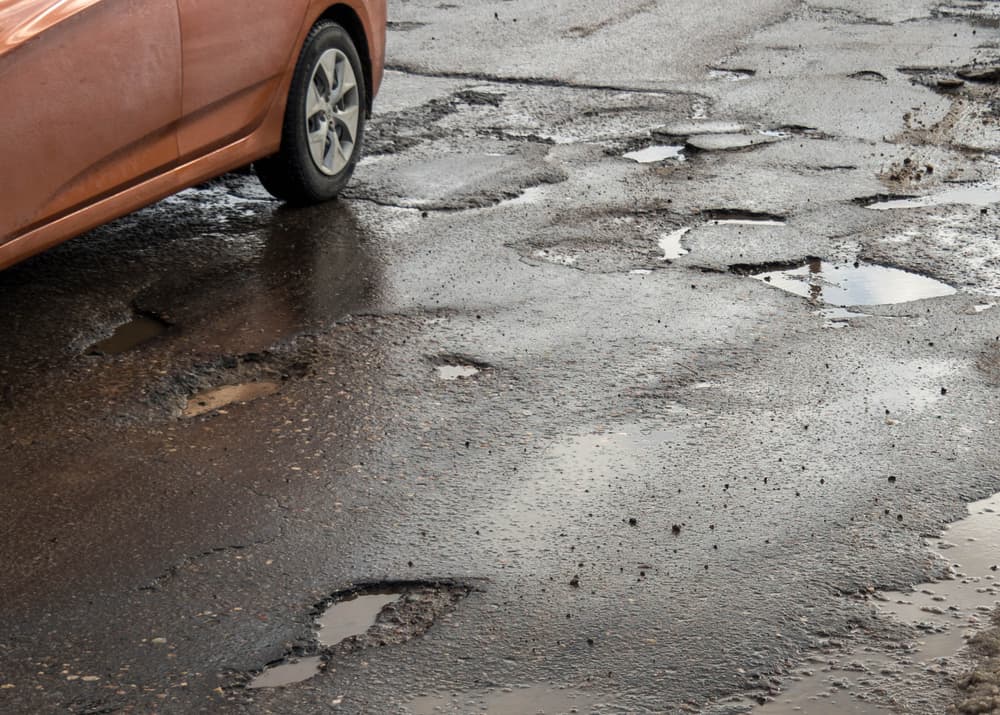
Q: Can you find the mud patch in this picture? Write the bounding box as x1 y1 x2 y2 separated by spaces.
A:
181 381 279 418
408 685 602 714
749 260 956 306
623 145 686 163
87 314 168 355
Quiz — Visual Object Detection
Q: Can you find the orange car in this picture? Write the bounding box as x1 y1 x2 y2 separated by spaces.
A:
0 0 386 269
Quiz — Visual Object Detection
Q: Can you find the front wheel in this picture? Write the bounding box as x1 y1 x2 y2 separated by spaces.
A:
255 21 367 204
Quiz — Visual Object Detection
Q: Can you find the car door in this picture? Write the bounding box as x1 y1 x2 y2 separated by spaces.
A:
175 0 305 160
0 0 182 244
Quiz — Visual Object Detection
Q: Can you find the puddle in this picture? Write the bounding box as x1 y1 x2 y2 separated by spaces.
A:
437 365 481 380
248 657 323 689
318 592 402 647
407 685 600 715
708 68 756 81
87 315 167 355
623 145 685 163
711 218 787 226
658 227 691 259
866 184 1000 210
758 492 1000 714
181 381 279 418
752 260 956 306
975 303 997 313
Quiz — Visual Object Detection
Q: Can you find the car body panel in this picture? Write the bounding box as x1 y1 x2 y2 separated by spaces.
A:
0 0 182 243
0 0 386 270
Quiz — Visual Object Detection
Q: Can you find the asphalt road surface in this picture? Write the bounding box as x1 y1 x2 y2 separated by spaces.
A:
2 1 1000 713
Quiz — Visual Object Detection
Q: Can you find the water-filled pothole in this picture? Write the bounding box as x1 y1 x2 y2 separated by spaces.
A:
658 228 691 260
750 260 956 306
408 685 601 714
865 184 1000 210
437 365 481 381
704 210 787 226
248 657 323 689
318 592 402 647
757 492 1000 714
87 315 168 355
182 381 279 418
623 145 685 163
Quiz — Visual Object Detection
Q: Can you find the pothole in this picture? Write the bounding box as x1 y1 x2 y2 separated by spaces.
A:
757 492 1000 714
658 227 691 260
703 209 787 226
653 119 748 138
532 249 579 267
247 657 323 689
864 184 1000 210
707 68 756 81
623 145 686 163
747 260 956 306
686 133 785 152
248 581 474 690
407 685 602 714
86 314 168 355
181 381 279 418
433 354 491 380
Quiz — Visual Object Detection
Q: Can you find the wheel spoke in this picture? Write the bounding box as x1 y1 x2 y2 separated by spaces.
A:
332 105 360 144
307 120 328 166
323 129 342 173
306 81 327 119
317 53 337 98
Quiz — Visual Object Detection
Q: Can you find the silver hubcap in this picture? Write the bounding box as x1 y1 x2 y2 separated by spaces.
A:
305 49 360 176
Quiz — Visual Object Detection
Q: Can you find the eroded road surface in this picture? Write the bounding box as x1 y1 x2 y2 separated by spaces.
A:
3 1 1000 713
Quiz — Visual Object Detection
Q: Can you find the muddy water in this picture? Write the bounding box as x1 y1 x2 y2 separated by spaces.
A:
407 685 600 714
758 493 1000 713
248 656 323 689
623 145 685 163
866 183 1000 209
182 381 279 418
317 593 402 647
87 316 167 355
753 261 956 306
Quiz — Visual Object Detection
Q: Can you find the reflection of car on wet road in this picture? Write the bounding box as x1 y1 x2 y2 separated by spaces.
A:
0 0 386 270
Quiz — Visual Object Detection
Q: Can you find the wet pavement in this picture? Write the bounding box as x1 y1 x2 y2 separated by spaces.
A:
3 1 1000 714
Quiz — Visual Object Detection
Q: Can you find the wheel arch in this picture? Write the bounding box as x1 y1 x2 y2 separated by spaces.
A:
318 4 373 116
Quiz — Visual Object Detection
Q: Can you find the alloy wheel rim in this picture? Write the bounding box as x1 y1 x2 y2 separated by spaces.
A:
304 49 360 176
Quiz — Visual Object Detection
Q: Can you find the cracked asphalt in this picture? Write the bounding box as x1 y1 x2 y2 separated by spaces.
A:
2 1 1000 713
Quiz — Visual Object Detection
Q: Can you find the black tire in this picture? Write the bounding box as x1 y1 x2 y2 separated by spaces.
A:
255 21 367 204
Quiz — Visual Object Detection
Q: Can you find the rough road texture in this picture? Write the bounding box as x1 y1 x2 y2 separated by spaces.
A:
2 1 1000 714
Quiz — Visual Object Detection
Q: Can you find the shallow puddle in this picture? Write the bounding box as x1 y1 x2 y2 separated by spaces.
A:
318 592 401 647
623 145 685 163
248 656 323 689
758 492 1000 713
686 133 783 151
658 227 691 259
87 315 167 355
655 119 748 137
437 365 481 380
182 381 279 418
753 260 956 306
866 183 1000 210
407 685 599 714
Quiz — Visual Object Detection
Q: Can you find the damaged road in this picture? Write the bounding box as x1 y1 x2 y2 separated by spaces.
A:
2 0 1000 713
